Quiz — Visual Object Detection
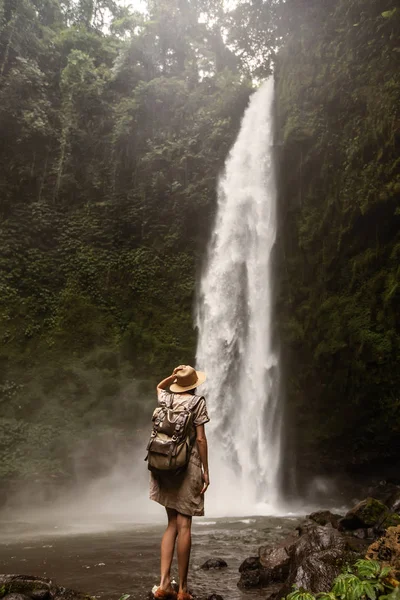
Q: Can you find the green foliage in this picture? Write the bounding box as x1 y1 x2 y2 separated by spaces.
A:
283 560 398 600
0 0 258 479
276 0 400 473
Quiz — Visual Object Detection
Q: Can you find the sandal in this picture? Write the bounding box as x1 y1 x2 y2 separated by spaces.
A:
153 587 178 600
177 594 193 600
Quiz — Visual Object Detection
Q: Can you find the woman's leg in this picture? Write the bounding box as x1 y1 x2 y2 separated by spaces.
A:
176 512 192 594
159 507 178 591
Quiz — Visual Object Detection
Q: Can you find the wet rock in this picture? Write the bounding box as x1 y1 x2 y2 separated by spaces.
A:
258 535 298 582
259 546 290 574
339 498 388 530
308 511 343 529
293 525 347 563
350 529 368 539
279 525 354 597
240 524 360 594
207 595 224 600
0 576 53 600
200 559 228 570
238 557 268 588
237 568 263 589
3 595 32 600
366 525 400 578
239 557 260 572
295 519 316 536
0 576 92 600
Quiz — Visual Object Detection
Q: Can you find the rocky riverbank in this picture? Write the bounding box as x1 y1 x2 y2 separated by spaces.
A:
239 489 400 598
0 575 92 600
1 488 400 600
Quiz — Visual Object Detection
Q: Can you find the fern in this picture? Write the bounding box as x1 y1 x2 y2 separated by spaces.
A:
282 560 399 600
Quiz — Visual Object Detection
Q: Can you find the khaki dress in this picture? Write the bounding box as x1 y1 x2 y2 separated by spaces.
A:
149 389 210 517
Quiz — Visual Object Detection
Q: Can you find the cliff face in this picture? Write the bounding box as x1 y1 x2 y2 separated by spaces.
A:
275 0 400 483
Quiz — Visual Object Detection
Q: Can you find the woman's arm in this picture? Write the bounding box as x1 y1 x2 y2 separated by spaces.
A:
195 424 209 494
156 374 175 392
156 365 185 392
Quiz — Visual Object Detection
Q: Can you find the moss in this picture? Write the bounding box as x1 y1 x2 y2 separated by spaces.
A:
358 499 388 527
381 513 400 529
275 0 400 479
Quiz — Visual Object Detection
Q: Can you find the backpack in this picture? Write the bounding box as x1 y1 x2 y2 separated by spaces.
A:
145 393 203 475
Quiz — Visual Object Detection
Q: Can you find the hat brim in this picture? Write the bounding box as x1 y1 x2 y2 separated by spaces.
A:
169 370 206 393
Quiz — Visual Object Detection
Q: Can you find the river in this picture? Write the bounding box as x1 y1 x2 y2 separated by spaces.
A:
0 515 303 600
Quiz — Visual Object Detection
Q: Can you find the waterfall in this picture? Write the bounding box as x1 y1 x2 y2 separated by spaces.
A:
195 78 283 515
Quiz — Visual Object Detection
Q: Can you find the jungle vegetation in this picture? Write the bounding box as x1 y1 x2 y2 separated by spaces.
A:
0 0 399 485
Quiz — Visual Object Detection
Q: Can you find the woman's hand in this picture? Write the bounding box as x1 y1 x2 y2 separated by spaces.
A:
172 365 186 376
201 470 210 495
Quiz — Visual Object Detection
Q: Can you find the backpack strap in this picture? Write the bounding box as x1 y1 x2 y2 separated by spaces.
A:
159 390 174 408
187 394 204 413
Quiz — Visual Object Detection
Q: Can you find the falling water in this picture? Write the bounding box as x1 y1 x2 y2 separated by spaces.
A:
195 78 283 516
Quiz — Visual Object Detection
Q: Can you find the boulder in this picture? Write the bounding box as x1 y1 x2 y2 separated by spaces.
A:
293 525 347 561
308 511 343 529
239 524 360 594
296 519 317 536
200 559 228 570
259 534 298 581
366 525 400 579
238 557 260 573
238 557 264 588
278 525 355 597
350 529 368 540
0 576 92 600
0 576 54 600
339 498 388 530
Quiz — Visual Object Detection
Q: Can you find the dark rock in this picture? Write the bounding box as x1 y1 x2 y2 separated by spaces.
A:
279 525 355 597
293 525 347 563
237 568 263 589
259 546 290 574
283 550 346 594
238 556 273 588
240 523 361 594
258 534 298 583
339 498 388 530
350 529 368 539
0 576 91 600
200 559 228 570
207 596 224 600
342 534 370 554
295 519 316 536
0 576 53 600
3 595 32 600
308 511 343 529
239 557 261 573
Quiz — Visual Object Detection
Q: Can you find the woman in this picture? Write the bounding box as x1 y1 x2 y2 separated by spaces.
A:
150 365 210 600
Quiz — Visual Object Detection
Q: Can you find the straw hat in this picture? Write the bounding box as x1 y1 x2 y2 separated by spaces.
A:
170 365 206 393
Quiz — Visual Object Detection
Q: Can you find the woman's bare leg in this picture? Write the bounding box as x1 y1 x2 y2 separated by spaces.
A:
176 512 192 594
159 508 178 591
